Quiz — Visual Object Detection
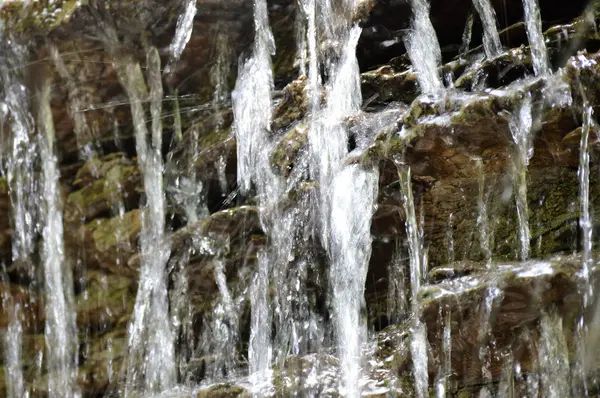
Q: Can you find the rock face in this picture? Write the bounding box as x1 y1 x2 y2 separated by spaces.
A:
2 0 600 397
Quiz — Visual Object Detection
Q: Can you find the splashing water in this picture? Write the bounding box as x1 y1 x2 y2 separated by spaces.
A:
522 0 550 76
405 0 443 94
472 0 503 58
38 79 79 398
509 95 534 261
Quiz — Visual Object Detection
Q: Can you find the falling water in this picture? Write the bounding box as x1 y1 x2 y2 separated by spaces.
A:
435 309 452 398
248 252 273 390
538 312 570 397
38 79 79 397
478 287 503 392
165 0 197 74
117 49 176 395
472 0 503 58
232 0 279 389
399 166 429 398
405 0 443 94
476 158 492 264
310 23 362 251
522 0 550 76
205 259 240 380
330 165 378 397
579 104 593 277
509 96 534 261
232 0 274 195
0 35 37 398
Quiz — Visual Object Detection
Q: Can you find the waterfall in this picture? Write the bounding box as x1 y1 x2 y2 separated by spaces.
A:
472 0 502 58
38 79 79 398
117 49 176 395
300 1 379 394
522 0 550 76
405 0 443 94
232 0 278 389
509 96 534 261
330 165 378 397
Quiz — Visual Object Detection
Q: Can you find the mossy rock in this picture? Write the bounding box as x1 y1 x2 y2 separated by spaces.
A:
65 154 142 222
76 270 136 333
80 209 142 275
194 383 250 398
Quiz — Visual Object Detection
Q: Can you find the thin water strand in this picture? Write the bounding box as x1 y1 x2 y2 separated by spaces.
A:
399 166 429 398
472 0 503 58
38 79 79 398
249 253 273 390
509 96 534 261
579 103 593 277
405 0 443 94
165 0 197 74
522 0 550 76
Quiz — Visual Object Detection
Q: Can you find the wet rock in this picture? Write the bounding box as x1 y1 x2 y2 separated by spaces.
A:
0 177 11 263
65 153 142 222
77 328 127 396
194 383 250 398
78 210 142 276
270 123 308 177
0 284 43 331
75 270 135 333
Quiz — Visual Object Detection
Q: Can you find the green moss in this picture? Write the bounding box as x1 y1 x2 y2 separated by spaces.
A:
0 0 86 33
0 177 7 195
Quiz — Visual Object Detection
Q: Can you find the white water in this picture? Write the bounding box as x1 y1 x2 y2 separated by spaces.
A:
165 0 197 74
509 96 534 261
38 79 79 398
406 0 443 94
116 49 176 395
330 165 378 397
472 0 502 58
522 0 550 76
310 25 362 250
